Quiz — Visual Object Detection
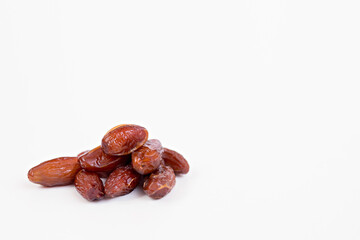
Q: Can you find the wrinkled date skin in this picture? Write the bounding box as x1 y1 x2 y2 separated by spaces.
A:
75 170 105 201
105 165 141 198
132 139 163 175
143 164 176 199
28 157 81 187
162 148 190 174
102 124 148 156
79 146 130 172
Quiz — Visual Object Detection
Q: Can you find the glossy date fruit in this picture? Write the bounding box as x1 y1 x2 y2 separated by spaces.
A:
143 164 176 199
28 157 81 187
162 148 190 174
78 146 130 172
102 124 148 156
75 170 105 201
132 139 163 175
105 165 141 198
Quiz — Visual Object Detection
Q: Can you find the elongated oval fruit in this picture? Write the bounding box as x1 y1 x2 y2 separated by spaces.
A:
143 164 176 199
162 148 189 174
75 170 105 201
132 139 163 175
102 124 148 156
104 165 141 198
79 146 130 172
28 157 81 187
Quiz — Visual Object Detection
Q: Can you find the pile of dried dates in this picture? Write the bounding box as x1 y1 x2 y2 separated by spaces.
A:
28 124 189 201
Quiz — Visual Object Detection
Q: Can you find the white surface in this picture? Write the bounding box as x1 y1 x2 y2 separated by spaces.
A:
1 1 360 239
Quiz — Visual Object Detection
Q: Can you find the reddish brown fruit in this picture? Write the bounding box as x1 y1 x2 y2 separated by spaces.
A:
104 165 141 198
101 124 148 156
143 164 176 199
162 148 190 174
75 170 105 201
132 139 163 175
28 157 81 187
79 146 130 172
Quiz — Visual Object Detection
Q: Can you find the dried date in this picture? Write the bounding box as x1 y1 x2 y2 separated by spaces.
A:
143 164 176 199
162 148 189 174
102 124 148 156
104 165 141 198
28 157 81 187
75 170 105 201
132 139 163 175
78 146 130 172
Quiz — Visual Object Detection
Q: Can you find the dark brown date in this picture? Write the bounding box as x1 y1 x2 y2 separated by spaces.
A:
162 148 189 174
143 164 176 199
132 139 163 175
78 146 130 172
28 157 81 187
104 165 141 198
102 124 148 156
75 170 104 201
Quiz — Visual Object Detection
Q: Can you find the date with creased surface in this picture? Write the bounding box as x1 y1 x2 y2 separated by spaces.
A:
101 124 148 156
132 139 163 175
79 146 130 172
75 170 105 201
28 157 81 187
162 148 189 174
143 164 176 199
105 165 141 198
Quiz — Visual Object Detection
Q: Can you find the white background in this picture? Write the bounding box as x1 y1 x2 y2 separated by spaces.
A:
1 1 360 239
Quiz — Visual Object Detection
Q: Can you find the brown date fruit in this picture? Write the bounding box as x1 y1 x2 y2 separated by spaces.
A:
162 148 190 174
78 146 130 172
132 139 163 175
101 124 148 156
143 164 176 199
28 157 81 187
104 165 141 198
75 170 105 201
